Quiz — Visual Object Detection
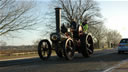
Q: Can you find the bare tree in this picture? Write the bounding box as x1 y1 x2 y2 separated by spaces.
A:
89 24 106 48
106 30 122 48
42 0 103 36
112 31 122 47
106 29 113 48
0 0 38 36
52 0 102 25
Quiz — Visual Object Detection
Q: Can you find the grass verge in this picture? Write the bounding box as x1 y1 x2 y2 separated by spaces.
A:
0 48 113 61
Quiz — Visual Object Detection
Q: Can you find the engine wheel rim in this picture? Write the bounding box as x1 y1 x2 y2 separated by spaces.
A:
86 36 93 54
65 40 74 57
38 40 51 60
41 42 50 57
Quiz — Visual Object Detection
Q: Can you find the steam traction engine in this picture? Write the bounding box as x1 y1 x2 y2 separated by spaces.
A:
38 8 94 60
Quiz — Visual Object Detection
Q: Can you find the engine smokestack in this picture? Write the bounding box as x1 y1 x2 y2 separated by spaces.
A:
55 8 61 34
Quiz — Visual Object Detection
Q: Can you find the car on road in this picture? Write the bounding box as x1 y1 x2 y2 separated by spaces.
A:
118 38 128 54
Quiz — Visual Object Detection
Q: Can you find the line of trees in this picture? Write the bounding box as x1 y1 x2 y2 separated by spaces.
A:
91 24 122 48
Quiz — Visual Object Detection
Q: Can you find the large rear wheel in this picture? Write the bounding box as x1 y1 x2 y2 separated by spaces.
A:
81 34 94 57
38 39 51 60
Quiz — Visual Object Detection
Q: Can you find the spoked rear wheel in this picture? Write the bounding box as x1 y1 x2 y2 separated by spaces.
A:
38 40 51 60
81 34 94 57
63 38 75 60
86 35 94 54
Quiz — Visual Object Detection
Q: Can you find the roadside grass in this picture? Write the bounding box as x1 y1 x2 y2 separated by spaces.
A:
0 53 38 60
0 48 113 60
0 50 38 60
0 50 56 60
94 48 113 51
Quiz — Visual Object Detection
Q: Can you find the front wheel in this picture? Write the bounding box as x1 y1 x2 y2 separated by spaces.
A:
38 39 51 60
63 38 75 60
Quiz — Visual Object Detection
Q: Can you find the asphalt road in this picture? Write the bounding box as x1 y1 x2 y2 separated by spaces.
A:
0 48 128 72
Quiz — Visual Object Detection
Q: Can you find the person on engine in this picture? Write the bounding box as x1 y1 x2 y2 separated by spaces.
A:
80 20 88 32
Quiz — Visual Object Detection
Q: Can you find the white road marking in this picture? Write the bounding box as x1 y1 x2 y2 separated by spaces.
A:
102 59 128 72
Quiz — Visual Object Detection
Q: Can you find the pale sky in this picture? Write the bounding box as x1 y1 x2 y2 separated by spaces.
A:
98 0 128 38
1 0 128 46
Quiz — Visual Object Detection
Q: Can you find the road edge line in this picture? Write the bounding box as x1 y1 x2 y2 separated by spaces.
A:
102 58 128 72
